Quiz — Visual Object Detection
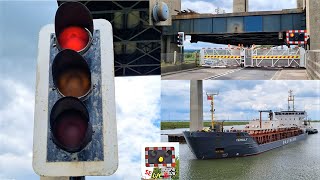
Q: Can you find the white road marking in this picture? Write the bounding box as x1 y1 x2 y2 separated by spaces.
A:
271 69 282 80
204 68 244 80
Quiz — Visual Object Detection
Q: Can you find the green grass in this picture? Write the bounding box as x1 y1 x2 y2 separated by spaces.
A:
161 52 200 66
161 121 249 130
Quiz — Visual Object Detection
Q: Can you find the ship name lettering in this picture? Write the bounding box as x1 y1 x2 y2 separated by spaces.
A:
236 138 248 142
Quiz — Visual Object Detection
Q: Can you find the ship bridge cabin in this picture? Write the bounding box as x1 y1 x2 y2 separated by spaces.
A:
273 110 307 128
246 110 307 130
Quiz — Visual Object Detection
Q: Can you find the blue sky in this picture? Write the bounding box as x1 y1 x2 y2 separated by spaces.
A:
161 80 320 121
0 0 306 179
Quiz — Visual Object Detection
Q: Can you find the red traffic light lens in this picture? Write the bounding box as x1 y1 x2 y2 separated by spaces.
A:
53 111 88 150
58 26 90 52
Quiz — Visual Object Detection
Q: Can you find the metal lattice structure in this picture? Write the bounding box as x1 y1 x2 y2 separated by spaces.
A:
58 1 161 76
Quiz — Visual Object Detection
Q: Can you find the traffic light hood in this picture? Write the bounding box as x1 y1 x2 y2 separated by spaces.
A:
55 2 94 39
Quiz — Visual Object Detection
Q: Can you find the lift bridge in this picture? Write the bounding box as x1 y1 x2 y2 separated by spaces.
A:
162 9 306 46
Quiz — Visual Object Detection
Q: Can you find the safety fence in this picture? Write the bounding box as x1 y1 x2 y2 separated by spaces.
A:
200 47 306 68
200 48 242 67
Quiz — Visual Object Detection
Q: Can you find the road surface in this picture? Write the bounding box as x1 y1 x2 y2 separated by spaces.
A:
161 67 309 80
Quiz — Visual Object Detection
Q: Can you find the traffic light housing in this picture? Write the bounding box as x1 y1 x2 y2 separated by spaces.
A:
286 30 307 45
33 2 118 176
177 32 184 47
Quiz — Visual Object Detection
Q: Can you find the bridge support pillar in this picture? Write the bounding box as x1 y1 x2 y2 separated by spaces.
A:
233 0 249 13
306 0 320 50
190 80 203 131
297 0 306 9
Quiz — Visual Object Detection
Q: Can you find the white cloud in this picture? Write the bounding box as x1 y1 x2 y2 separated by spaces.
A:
182 0 232 14
182 0 297 13
113 76 161 180
0 79 35 179
0 76 161 180
249 0 296 11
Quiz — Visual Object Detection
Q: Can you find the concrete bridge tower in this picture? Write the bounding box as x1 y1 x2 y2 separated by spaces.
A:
233 0 249 13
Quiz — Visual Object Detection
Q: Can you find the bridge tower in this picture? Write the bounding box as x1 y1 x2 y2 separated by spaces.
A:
233 0 249 13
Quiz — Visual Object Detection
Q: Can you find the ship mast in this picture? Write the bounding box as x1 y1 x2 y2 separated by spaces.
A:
206 92 219 131
288 90 295 111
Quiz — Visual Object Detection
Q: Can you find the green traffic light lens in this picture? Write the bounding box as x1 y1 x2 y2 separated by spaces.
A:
53 110 88 150
50 97 92 153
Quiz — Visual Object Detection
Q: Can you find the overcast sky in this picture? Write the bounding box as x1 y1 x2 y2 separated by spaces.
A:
162 80 320 121
0 0 310 179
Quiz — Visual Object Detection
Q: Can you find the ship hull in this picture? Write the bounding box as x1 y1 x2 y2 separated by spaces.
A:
183 131 307 159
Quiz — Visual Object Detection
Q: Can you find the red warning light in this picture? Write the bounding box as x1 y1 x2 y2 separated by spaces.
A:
290 33 295 38
58 26 90 52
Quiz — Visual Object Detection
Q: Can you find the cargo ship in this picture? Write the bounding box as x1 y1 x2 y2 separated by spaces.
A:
183 90 313 160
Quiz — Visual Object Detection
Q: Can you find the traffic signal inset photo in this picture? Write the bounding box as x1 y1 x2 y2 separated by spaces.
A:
145 147 176 167
141 143 179 180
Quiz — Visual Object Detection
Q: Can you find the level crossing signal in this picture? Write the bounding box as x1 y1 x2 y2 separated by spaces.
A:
286 30 307 45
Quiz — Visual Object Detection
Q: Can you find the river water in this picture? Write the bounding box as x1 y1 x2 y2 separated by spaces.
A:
161 123 320 180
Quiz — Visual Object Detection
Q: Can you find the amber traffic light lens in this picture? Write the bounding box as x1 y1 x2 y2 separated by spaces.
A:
290 33 295 38
52 49 92 99
57 68 91 98
58 26 90 52
158 156 164 163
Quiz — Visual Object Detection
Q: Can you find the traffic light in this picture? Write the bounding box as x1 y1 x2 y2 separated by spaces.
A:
286 30 307 45
33 2 118 177
177 32 184 47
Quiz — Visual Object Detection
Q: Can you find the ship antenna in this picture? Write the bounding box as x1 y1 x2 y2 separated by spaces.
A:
288 90 295 111
206 92 219 131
